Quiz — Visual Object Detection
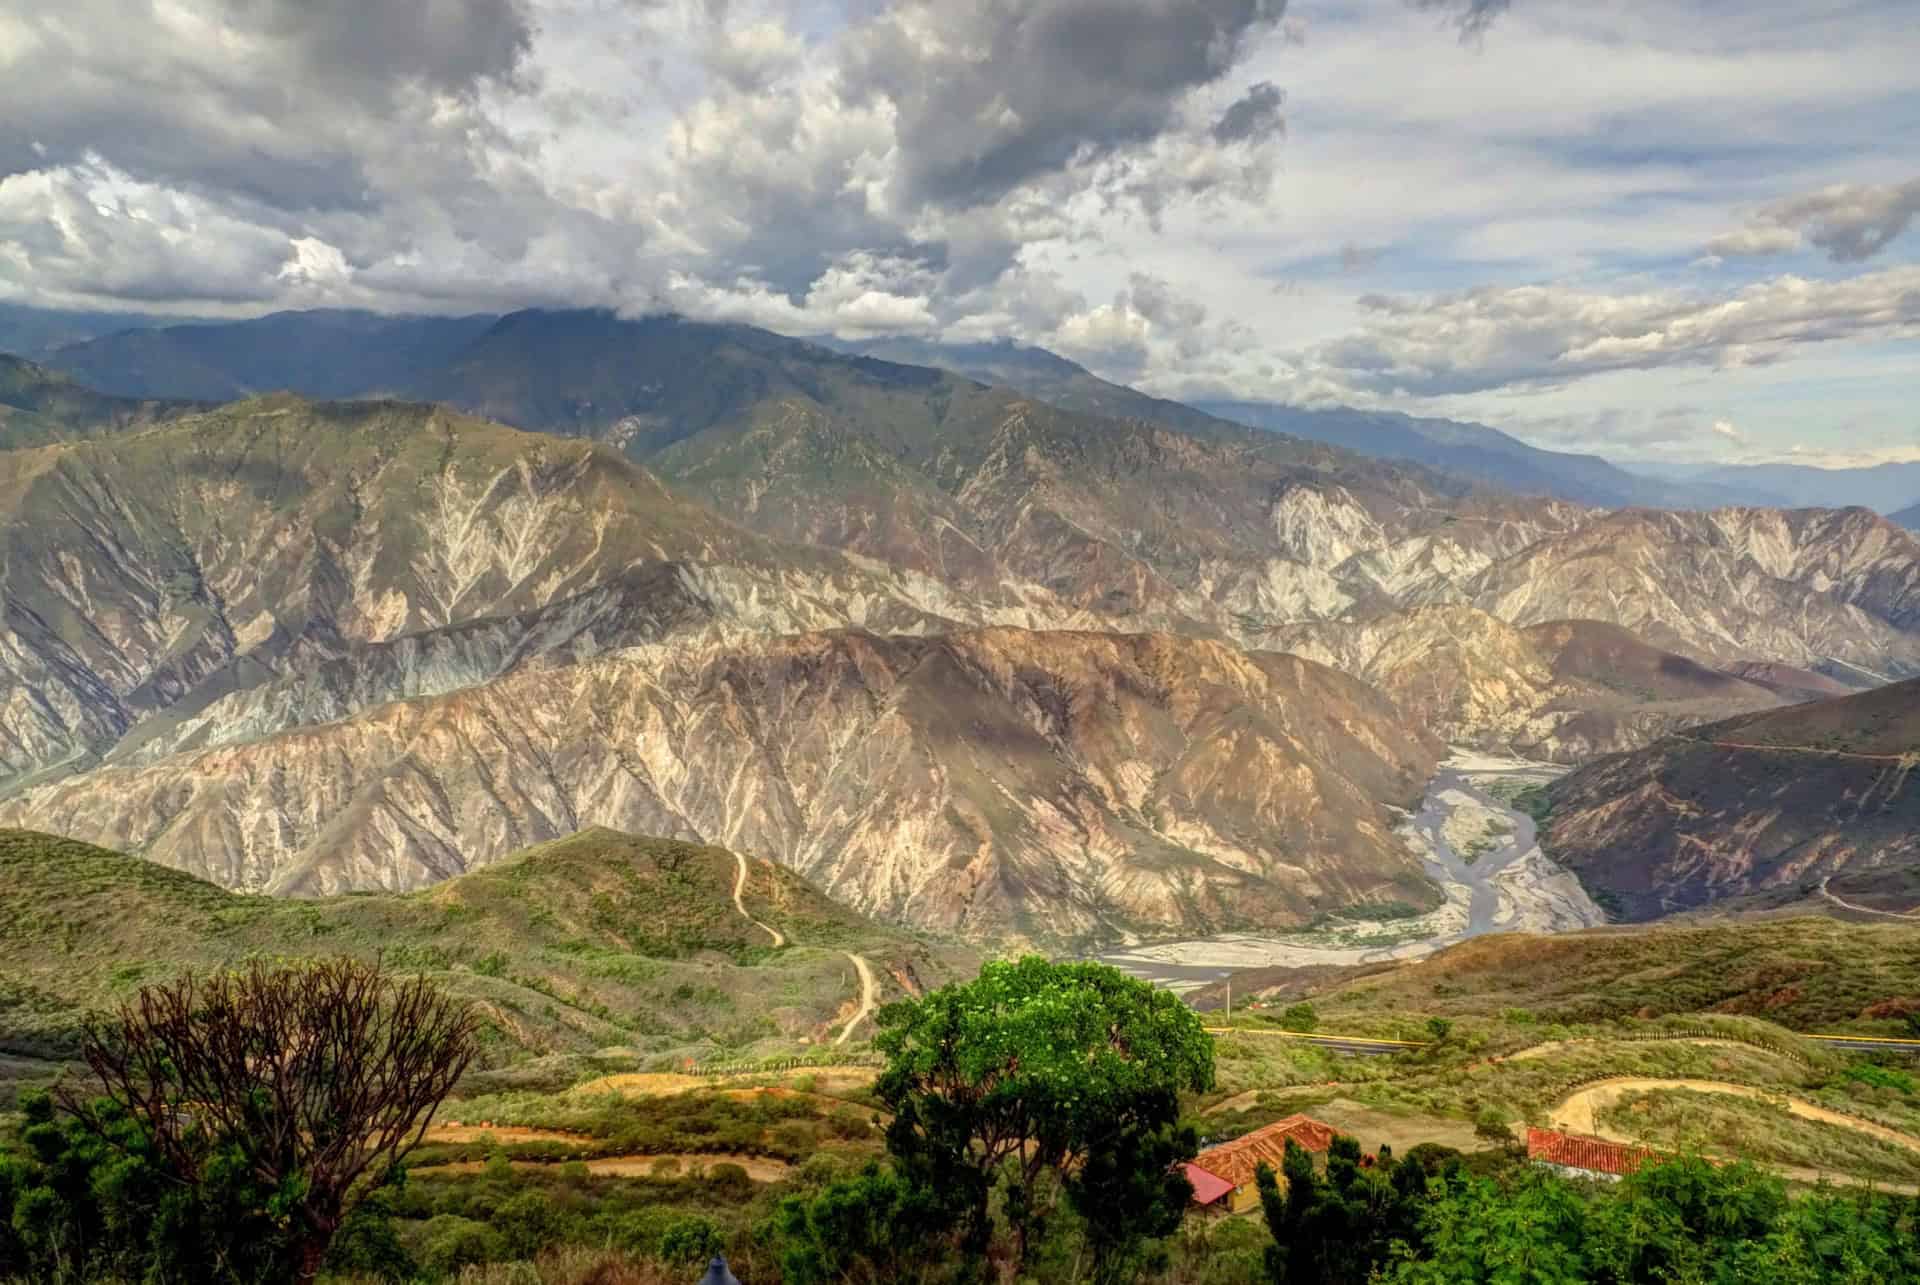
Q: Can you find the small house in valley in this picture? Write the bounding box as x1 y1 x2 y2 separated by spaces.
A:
1187 1113 1341 1213
1526 1127 1657 1182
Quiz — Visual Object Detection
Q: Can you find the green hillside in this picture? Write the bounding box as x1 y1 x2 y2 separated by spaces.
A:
0 353 195 449
1240 917 1920 1034
0 828 974 1084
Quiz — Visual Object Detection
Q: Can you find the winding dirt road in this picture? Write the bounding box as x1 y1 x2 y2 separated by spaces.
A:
732 851 786 947
1818 877 1920 920
1548 1077 1920 1158
836 951 878 1045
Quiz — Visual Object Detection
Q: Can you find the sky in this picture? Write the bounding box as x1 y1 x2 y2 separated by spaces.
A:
1 0 1916 467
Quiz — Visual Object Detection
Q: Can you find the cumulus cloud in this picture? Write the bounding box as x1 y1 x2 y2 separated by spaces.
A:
1315 267 1920 397
1706 177 1920 263
1711 418 1742 441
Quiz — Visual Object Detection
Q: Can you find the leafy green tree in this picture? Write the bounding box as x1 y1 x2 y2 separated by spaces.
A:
1279 1003 1319 1032
0 1090 317 1282
1585 1154 1787 1283
1426 1017 1454 1043
777 1161 959 1284
1394 1167 1590 1285
1257 1135 1409 1285
659 1214 725 1267
866 957 1214 1273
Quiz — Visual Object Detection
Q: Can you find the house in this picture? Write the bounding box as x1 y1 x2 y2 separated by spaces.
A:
1526 1127 1657 1182
1190 1113 1341 1213
1181 1161 1237 1214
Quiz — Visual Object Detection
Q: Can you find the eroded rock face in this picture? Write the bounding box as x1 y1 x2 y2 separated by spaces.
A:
1543 677 1920 918
0 629 1441 948
1263 609 1791 763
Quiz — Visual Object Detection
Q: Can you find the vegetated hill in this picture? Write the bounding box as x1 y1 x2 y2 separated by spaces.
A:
0 396 979 792
1718 662 1857 705
1224 917 1920 1033
837 335 1235 438
0 629 1444 948
1544 678 1920 920
1261 608 1789 762
844 336 1725 510
0 827 966 1066
1894 501 1920 531
50 309 499 401
0 353 195 449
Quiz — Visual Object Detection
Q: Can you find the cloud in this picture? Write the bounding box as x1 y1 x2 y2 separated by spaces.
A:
1339 243 1385 271
1706 177 1920 263
1408 0 1510 40
1213 81 1286 144
1314 266 1920 397
1712 418 1742 441
839 0 1288 210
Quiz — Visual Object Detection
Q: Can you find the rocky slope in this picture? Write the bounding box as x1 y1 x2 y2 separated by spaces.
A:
1261 609 1790 761
0 629 1442 947
38 310 1920 684
1544 678 1920 919
0 397 1018 792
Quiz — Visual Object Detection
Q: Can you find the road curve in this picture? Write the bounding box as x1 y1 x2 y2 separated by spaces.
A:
1817 876 1920 921
1548 1077 1920 1159
836 952 878 1046
731 851 786 948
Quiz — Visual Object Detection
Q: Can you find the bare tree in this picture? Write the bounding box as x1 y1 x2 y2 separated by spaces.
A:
62 957 480 1280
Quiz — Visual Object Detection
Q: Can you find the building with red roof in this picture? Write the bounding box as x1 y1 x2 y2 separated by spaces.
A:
1526 1127 1657 1181
1190 1114 1341 1213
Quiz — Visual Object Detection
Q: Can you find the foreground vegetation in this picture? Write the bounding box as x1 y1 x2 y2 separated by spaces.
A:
6 951 1920 1282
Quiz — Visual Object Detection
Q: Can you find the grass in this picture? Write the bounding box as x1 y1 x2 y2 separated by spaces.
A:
1293 917 1920 1035
1600 1088 1920 1187
0 828 979 1097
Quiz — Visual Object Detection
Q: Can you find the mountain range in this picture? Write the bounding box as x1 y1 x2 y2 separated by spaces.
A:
46 306 1902 516
3 307 1919 942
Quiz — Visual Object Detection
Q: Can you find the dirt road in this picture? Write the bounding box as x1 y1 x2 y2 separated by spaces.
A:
836 952 877 1045
1548 1077 1920 1157
732 851 786 947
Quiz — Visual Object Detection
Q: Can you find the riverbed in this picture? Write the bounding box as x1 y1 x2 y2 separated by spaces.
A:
1097 751 1607 992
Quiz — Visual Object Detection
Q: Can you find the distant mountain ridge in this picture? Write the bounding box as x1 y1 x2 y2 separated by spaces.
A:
1637 459 1920 515
44 307 1732 510
1894 501 1920 531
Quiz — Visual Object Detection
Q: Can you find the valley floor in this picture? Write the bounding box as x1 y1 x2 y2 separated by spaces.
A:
1098 752 1605 991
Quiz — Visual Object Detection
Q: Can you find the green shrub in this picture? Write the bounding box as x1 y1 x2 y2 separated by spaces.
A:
658 1214 724 1266
419 1214 508 1273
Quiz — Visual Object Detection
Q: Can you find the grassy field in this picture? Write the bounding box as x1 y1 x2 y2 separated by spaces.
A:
1600 1087 1920 1187
1268 916 1920 1035
0 827 979 1104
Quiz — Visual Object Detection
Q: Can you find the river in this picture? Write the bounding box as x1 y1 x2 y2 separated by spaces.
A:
1096 750 1608 992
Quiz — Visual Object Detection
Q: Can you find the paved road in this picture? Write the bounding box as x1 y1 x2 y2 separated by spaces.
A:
1806 1034 1920 1055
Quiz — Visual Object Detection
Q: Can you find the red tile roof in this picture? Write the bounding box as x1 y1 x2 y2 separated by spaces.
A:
1182 1162 1236 1206
1194 1114 1340 1190
1526 1127 1656 1177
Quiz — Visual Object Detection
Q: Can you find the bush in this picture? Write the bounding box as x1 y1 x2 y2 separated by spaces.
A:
496 1190 566 1259
420 1214 508 1273
658 1214 724 1267
1279 1003 1318 1032
707 1162 754 1201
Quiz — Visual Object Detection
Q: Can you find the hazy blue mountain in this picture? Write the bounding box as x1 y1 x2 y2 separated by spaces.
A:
1893 501 1920 530
1689 461 1920 514
0 302 197 360
1630 459 1920 514
51 308 499 401
843 336 1729 510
